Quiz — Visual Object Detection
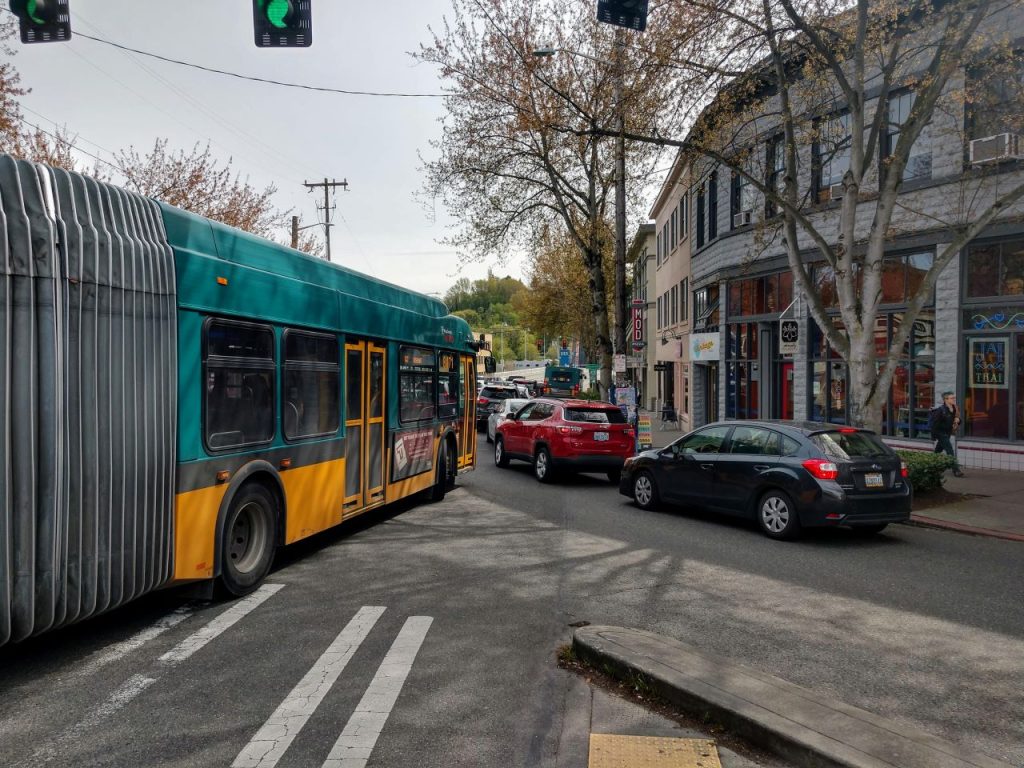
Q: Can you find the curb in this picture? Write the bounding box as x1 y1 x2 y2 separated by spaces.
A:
907 515 1024 542
573 625 1013 768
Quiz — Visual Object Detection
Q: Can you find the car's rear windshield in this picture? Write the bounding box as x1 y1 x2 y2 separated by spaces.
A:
564 407 626 424
811 430 891 460
481 387 516 399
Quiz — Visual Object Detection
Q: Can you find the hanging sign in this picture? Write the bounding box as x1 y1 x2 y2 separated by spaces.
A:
779 319 799 355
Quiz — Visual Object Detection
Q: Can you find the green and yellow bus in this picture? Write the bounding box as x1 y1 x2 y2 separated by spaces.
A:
0 156 485 645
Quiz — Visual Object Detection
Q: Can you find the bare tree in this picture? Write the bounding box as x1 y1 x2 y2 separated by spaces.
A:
417 0 678 396
660 0 1024 430
114 139 285 237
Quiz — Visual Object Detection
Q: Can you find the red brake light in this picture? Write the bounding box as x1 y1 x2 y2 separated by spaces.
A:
802 458 839 480
900 461 909 478
838 427 858 434
477 397 487 406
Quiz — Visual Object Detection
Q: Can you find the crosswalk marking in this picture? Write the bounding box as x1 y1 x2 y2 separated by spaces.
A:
78 602 200 676
322 616 433 768
232 606 387 768
159 583 284 665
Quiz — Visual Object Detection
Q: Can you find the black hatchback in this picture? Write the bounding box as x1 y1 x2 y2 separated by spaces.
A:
619 421 911 539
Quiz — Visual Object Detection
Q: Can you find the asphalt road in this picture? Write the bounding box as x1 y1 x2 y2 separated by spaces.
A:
0 434 1020 766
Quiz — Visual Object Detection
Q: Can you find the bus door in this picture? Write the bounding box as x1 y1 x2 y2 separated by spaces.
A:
343 341 386 515
459 354 476 468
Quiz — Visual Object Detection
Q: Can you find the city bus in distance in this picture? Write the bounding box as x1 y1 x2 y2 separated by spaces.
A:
543 365 584 397
0 156 482 646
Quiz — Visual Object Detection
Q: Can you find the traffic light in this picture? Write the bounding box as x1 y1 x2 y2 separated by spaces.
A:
253 0 312 48
560 337 567 349
596 0 649 32
10 0 71 43
535 339 543 352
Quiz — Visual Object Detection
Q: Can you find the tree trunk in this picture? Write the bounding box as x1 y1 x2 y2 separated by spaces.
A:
582 245 613 400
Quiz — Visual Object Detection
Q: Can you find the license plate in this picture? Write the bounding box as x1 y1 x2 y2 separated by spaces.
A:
593 432 609 441
864 472 884 488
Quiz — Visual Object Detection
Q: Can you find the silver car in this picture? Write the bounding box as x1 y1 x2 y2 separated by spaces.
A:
486 398 530 444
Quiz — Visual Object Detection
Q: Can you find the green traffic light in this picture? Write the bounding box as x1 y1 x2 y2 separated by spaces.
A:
26 0 46 25
264 0 293 29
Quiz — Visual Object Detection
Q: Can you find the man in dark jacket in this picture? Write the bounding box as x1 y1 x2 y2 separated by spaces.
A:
930 391 964 477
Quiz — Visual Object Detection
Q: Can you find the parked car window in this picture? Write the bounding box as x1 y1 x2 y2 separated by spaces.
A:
564 407 627 424
728 426 777 455
678 425 731 454
811 430 890 460
779 434 801 456
517 403 540 420
529 403 554 420
480 386 517 400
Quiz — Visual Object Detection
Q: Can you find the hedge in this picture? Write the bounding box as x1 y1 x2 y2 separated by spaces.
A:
896 449 955 493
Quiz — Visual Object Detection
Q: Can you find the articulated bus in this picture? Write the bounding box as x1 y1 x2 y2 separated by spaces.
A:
0 156 485 645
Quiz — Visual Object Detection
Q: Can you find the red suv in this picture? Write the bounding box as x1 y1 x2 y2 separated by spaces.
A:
494 398 635 483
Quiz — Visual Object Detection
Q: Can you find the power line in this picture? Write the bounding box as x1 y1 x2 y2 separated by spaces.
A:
70 30 446 98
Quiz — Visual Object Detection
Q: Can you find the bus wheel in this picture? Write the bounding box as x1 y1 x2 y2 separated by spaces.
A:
220 484 277 597
429 443 449 503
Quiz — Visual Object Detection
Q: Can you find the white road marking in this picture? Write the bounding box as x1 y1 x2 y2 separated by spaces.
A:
321 616 433 768
26 586 286 766
232 606 386 768
28 675 157 765
159 583 284 665
78 602 200 676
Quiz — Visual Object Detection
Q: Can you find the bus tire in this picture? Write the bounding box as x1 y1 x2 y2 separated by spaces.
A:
219 483 277 597
428 443 449 503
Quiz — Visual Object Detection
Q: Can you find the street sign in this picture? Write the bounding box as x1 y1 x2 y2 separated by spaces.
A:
613 354 626 373
780 319 799 355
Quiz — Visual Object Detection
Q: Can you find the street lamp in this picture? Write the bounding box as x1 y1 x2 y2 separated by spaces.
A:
532 36 628 385
500 322 508 372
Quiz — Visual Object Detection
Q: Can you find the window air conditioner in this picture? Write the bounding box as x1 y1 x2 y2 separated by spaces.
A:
828 183 845 200
732 210 752 228
969 133 1022 165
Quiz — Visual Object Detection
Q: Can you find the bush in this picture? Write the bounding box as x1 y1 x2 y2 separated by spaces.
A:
897 450 954 493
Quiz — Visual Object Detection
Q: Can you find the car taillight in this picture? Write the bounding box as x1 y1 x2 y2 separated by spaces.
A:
477 397 487 406
624 428 635 437
838 427 858 434
802 458 839 480
900 461 909 478
573 384 579 395
558 425 583 434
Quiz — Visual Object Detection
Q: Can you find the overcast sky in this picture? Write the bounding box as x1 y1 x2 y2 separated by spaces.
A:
7 0 529 298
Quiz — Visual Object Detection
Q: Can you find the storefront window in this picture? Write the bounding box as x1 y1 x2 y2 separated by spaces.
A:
963 334 1011 439
725 323 759 419
966 240 1024 298
809 311 934 436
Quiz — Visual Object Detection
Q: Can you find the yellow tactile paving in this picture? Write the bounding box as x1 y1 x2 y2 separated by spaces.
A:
588 734 722 768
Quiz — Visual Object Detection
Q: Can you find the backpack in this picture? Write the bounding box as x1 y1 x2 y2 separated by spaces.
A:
927 405 944 434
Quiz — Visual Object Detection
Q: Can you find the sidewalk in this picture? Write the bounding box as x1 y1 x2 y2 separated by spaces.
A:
573 625 1014 768
642 421 1024 543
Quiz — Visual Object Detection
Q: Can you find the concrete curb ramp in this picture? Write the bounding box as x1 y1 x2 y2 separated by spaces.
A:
573 626 1012 768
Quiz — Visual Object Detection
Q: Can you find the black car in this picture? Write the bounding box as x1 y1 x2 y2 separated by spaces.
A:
619 420 911 539
476 384 520 431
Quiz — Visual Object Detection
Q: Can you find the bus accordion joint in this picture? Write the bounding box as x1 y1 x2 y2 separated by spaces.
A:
216 470 231 483
216 276 228 286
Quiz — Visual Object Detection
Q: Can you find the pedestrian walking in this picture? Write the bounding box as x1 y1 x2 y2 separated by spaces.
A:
928 391 964 477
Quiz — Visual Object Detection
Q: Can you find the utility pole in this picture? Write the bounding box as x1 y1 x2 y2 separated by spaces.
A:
303 178 348 261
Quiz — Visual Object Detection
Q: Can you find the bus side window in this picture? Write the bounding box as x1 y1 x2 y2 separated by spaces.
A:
205 320 276 450
283 330 340 441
